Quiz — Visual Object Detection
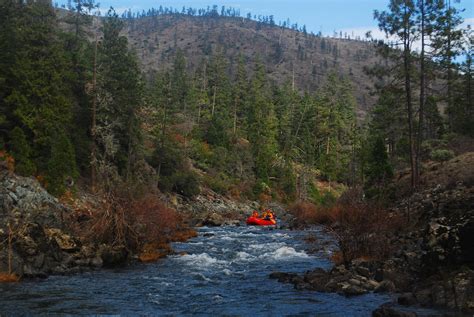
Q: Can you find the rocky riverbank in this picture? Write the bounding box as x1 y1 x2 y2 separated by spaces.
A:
0 166 286 280
163 188 291 227
270 153 474 315
0 169 132 278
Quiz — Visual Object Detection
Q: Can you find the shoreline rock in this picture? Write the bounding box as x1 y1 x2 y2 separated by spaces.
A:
0 170 132 279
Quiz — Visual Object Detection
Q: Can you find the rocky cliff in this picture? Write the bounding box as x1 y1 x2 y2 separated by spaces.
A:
0 169 127 278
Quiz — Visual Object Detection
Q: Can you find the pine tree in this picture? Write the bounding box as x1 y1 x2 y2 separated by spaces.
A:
46 131 78 196
247 61 278 182
1 1 77 194
232 55 249 136
375 0 417 188
96 8 144 180
204 52 233 147
430 0 464 130
171 49 189 112
62 0 99 173
364 136 393 198
366 137 394 185
9 127 35 176
315 73 356 182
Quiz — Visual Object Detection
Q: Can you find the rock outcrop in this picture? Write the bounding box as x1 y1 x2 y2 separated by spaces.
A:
271 154 474 314
0 170 68 229
0 170 128 278
271 264 382 296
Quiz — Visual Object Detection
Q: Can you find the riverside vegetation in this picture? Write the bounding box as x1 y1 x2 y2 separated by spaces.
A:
0 0 473 315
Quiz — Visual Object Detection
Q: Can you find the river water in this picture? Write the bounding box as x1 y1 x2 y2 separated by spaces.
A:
0 226 394 316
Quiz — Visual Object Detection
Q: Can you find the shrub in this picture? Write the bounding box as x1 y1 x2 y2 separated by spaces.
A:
330 198 405 264
289 201 335 225
8 127 35 176
159 171 201 198
189 140 212 170
431 149 454 163
203 173 230 195
70 188 194 254
308 183 337 207
173 171 200 197
291 188 405 264
46 132 78 196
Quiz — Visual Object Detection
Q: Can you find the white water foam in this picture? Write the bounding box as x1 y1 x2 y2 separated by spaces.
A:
176 253 228 269
248 242 286 251
222 269 232 276
260 246 309 260
234 251 255 262
193 273 213 282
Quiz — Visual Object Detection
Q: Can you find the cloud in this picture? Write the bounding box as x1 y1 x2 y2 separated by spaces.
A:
339 16 473 53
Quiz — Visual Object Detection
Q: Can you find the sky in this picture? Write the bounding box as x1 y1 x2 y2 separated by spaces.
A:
56 0 473 40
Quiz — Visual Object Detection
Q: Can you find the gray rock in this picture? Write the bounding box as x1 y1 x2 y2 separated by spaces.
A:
99 245 128 267
340 283 367 296
397 293 417 306
91 257 103 268
372 305 418 317
375 280 396 293
201 212 225 226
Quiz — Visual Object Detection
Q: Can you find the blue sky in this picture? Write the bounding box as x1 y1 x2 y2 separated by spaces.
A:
57 0 473 39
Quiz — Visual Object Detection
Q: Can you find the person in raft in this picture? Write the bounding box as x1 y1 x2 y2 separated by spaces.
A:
261 208 276 221
251 210 259 218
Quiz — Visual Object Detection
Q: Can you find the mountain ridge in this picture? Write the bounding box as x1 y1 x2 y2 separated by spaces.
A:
79 13 381 118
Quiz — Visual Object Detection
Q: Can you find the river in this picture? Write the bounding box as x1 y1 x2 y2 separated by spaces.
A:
0 225 394 316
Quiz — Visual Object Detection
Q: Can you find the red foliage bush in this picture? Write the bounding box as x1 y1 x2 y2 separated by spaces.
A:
330 197 405 264
68 188 194 256
132 194 183 243
290 189 405 264
289 201 335 225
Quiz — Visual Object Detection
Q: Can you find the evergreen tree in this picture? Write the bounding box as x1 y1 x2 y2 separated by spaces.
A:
429 0 464 130
232 55 249 136
96 8 144 180
62 0 99 173
375 0 417 188
47 131 78 196
204 52 233 147
247 61 278 182
365 136 394 187
315 73 357 182
9 127 35 176
1 1 77 194
171 49 189 111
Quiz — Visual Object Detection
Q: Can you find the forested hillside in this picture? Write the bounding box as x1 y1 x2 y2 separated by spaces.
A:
121 13 380 118
59 5 380 119
1 0 472 202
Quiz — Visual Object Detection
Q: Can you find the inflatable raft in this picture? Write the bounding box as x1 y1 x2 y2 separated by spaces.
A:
246 216 276 226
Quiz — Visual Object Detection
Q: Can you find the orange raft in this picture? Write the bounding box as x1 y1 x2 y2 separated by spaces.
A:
246 216 277 226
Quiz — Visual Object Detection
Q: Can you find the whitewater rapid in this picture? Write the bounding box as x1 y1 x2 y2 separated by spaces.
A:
0 225 393 316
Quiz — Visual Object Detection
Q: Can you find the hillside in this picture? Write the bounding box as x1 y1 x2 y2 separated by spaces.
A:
85 14 380 119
